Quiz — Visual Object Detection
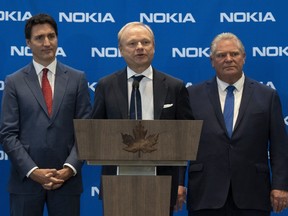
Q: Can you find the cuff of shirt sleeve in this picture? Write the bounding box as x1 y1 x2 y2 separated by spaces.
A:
26 166 39 177
63 163 77 176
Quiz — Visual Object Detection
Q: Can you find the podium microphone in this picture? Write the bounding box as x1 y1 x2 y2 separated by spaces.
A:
132 80 140 120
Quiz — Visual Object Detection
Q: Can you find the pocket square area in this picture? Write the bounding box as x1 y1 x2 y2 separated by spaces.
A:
163 104 173 108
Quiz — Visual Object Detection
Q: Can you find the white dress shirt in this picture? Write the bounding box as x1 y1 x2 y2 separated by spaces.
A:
33 59 56 97
127 66 154 120
217 73 245 130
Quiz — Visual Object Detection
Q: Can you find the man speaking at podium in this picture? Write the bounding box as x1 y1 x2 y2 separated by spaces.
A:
91 21 193 215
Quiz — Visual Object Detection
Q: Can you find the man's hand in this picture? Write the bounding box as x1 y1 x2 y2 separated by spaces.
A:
42 166 74 190
174 186 187 211
271 189 288 213
29 168 63 185
55 166 74 181
30 168 65 190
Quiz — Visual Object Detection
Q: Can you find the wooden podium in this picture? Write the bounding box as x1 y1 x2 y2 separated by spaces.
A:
74 119 202 216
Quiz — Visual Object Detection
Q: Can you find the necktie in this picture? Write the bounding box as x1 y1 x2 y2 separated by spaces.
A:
223 85 235 138
42 68 53 116
130 75 144 120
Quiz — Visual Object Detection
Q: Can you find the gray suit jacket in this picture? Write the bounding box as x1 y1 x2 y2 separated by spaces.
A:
0 61 91 194
91 67 193 206
180 76 288 211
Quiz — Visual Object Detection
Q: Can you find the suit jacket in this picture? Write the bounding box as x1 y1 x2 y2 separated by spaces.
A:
0 61 91 195
180 76 288 211
91 67 193 206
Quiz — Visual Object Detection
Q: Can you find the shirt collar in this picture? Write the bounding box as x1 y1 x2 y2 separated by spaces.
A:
217 72 245 92
127 65 153 80
33 59 57 76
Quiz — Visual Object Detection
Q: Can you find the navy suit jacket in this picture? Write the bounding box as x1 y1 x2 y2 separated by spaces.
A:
0 61 91 195
180 76 288 211
91 67 193 206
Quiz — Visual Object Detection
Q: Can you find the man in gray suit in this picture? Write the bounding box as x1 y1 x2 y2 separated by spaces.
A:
0 14 91 216
91 22 193 216
177 32 288 216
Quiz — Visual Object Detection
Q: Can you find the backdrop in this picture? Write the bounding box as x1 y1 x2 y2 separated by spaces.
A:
0 0 287 215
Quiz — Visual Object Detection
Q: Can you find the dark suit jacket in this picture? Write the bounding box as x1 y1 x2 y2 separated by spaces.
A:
180 76 288 211
91 67 193 206
0 61 91 195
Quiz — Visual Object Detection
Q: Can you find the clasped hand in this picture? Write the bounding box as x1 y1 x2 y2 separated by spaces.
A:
271 189 288 213
30 167 73 190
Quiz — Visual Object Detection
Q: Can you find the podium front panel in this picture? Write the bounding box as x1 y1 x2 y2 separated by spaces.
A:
74 119 202 163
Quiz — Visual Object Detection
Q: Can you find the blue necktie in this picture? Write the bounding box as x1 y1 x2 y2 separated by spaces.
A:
130 75 144 120
223 85 235 138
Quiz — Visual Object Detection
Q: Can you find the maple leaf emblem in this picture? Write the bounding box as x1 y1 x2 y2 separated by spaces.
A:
121 122 159 157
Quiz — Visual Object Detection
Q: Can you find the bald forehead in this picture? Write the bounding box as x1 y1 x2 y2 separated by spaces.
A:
118 23 154 45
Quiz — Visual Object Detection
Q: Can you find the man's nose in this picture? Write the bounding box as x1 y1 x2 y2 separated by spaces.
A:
43 36 51 46
225 53 233 61
136 42 144 49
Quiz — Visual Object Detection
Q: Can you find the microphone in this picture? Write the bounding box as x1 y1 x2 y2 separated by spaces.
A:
132 80 140 120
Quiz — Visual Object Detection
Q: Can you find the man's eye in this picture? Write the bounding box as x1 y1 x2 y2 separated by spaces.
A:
48 34 56 40
35 35 44 41
142 40 150 45
216 53 226 58
231 52 240 57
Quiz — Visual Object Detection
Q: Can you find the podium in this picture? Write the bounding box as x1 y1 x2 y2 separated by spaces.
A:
74 119 202 216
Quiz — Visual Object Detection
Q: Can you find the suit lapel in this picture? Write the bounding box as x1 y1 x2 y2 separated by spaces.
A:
115 69 129 118
51 62 69 121
24 63 49 116
153 70 167 119
206 78 227 134
233 78 255 132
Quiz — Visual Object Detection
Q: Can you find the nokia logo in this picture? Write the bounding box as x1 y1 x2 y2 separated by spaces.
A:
91 186 100 196
59 12 115 23
91 47 121 58
88 82 97 92
186 82 193 88
172 47 209 58
220 12 275 22
0 81 4 91
0 11 32 21
0 150 8 160
140 13 196 23
284 116 288 126
253 46 288 57
259 81 276 90
10 46 67 57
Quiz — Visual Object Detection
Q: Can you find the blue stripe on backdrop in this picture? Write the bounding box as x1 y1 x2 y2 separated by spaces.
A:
0 0 287 215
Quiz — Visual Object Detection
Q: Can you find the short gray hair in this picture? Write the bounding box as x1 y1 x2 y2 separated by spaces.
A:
210 32 245 57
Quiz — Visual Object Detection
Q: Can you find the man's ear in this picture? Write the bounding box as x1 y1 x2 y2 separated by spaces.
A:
210 57 215 68
118 45 122 52
26 39 31 47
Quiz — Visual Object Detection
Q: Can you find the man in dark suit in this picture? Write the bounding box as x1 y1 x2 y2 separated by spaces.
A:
177 32 288 216
91 22 192 215
0 14 91 216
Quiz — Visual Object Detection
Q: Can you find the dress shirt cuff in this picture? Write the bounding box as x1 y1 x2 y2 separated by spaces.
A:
26 166 39 177
63 163 77 176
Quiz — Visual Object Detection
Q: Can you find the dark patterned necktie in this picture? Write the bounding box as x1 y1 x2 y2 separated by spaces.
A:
223 85 235 138
42 68 53 116
130 75 144 120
